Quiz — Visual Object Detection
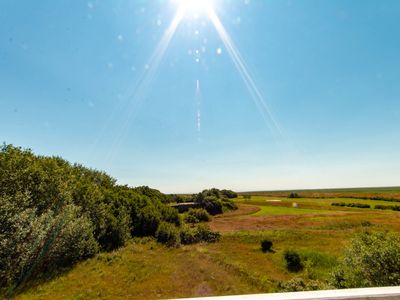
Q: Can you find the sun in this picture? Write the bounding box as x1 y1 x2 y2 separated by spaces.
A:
173 0 215 16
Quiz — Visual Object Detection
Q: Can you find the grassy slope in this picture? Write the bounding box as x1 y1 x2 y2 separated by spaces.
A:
17 193 400 299
18 240 259 300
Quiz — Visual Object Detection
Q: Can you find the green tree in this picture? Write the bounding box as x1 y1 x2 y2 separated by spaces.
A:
331 231 400 288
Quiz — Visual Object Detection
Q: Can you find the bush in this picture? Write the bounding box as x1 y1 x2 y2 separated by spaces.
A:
220 189 238 199
0 199 98 288
0 144 188 292
288 192 301 199
284 250 303 272
193 189 237 215
185 208 211 224
331 231 400 288
155 222 181 248
279 277 329 292
195 224 221 243
261 239 273 253
332 202 370 209
375 204 400 211
179 224 221 245
161 206 181 226
180 226 198 245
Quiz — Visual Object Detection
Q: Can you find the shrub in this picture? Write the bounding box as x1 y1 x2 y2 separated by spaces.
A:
261 239 273 253
194 224 221 243
193 189 237 215
288 192 301 199
331 231 400 288
0 199 98 288
0 144 189 292
155 222 181 248
332 202 370 209
220 189 238 199
221 198 238 211
284 250 303 272
375 204 400 211
185 208 211 224
179 224 221 245
161 206 181 226
279 277 329 292
180 226 198 245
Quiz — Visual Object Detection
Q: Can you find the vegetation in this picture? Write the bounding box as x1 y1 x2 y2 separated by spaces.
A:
193 188 238 215
2 146 400 298
278 278 328 292
220 189 238 199
375 204 400 211
0 144 222 295
288 192 301 199
284 251 303 273
332 231 400 288
155 222 181 248
14 197 400 299
260 239 273 253
240 187 400 202
332 202 371 209
185 208 211 223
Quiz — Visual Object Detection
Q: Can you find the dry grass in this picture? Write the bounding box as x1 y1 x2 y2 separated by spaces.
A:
17 240 259 300
240 186 400 201
17 192 400 299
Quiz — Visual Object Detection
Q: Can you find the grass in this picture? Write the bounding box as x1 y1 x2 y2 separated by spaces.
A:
238 195 400 213
249 205 328 216
240 186 400 202
16 192 400 299
17 239 259 300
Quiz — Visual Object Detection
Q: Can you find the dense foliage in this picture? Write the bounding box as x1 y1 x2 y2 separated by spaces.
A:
193 188 238 215
331 231 400 288
185 208 211 223
374 204 400 211
284 250 303 272
155 222 181 248
288 192 301 199
278 277 328 292
261 239 273 253
332 202 370 209
0 144 220 292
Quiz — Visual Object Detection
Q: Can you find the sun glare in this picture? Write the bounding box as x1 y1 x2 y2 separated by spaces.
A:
174 0 214 15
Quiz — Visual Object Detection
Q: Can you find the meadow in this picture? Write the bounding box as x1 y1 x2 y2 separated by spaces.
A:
17 189 400 299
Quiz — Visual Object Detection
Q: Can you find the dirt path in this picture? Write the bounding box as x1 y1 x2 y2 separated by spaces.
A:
210 204 358 233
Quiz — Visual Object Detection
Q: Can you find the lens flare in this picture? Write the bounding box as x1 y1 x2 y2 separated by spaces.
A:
172 0 214 15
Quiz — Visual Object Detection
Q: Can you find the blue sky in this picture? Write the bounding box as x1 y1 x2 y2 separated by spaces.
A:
1 0 400 193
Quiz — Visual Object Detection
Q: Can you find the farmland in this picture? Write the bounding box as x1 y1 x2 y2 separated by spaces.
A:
17 188 400 299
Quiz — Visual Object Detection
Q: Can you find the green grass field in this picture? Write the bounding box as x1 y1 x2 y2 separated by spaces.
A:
248 205 328 216
16 189 400 299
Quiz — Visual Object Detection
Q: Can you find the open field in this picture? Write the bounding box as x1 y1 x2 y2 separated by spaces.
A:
17 193 400 299
239 186 400 202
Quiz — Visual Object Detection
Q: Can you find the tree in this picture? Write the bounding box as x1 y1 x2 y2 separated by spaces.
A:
331 231 400 288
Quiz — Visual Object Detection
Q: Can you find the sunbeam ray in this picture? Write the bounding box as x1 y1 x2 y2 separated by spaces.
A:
104 8 185 162
207 8 285 138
